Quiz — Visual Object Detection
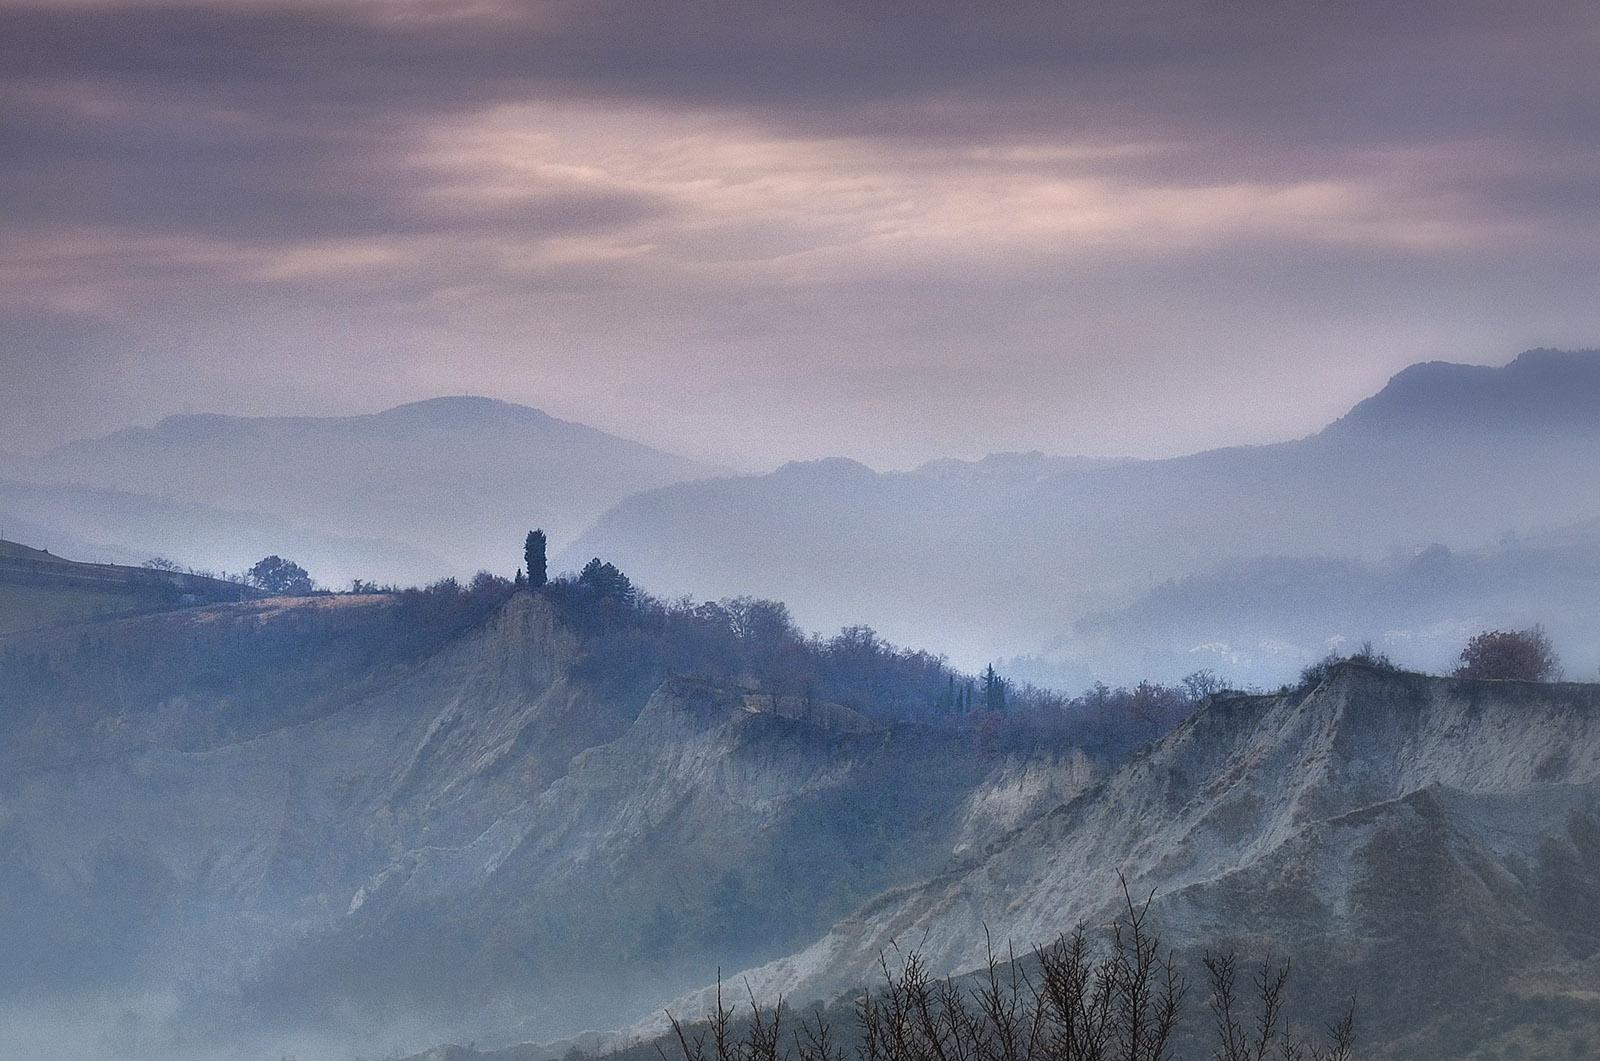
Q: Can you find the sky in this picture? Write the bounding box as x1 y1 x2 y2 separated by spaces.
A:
3 0 1600 471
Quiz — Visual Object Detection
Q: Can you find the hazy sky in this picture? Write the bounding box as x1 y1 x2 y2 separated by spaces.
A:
4 0 1599 470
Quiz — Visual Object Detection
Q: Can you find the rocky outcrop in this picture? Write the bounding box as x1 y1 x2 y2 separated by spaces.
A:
0 591 1075 1055
654 664 1600 1058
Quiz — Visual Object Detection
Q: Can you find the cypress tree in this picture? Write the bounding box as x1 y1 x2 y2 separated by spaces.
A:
982 664 1006 713
524 529 548 588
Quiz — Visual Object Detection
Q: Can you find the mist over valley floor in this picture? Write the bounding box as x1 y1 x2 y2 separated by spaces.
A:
1 350 1600 1058
8 349 1600 686
9 1 1600 1052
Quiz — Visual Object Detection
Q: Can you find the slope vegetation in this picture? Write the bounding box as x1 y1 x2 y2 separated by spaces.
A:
670 662 1600 1059
0 586 1092 1058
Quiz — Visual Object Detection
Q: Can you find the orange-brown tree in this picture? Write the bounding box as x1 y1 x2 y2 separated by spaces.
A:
1454 625 1560 681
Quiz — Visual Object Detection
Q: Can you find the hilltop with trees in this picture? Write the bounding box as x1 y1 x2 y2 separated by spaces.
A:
1 536 1592 1059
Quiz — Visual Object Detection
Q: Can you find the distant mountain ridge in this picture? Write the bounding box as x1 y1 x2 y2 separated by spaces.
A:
10 351 1600 681
0 475 445 583
19 396 722 587
111 396 593 444
561 349 1600 682
1324 347 1600 436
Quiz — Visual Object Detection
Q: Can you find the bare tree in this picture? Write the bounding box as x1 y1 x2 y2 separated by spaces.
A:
662 881 1351 1061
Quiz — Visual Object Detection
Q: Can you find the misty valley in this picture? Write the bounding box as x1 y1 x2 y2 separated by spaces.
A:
9 0 1600 1053
3 350 1600 1060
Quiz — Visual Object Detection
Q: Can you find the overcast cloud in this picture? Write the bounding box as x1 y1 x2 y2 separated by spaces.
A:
3 0 1599 468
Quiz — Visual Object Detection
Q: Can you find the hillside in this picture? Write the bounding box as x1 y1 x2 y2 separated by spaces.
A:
1323 347 1600 437
14 353 1600 680
0 476 445 586
17 397 721 587
0 536 253 634
8 569 1600 1059
0 584 1093 1060
1054 525 1600 688
560 349 1600 680
645 662 1600 1060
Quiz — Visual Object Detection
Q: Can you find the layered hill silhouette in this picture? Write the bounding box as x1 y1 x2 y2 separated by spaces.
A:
1324 347 1600 436
1063 521 1600 688
560 349 1600 681
0 476 446 586
8 351 1599 682
8 397 720 587
4 349 1598 1059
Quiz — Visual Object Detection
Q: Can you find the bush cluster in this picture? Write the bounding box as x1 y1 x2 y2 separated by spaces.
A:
1454 625 1561 681
533 563 1213 754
